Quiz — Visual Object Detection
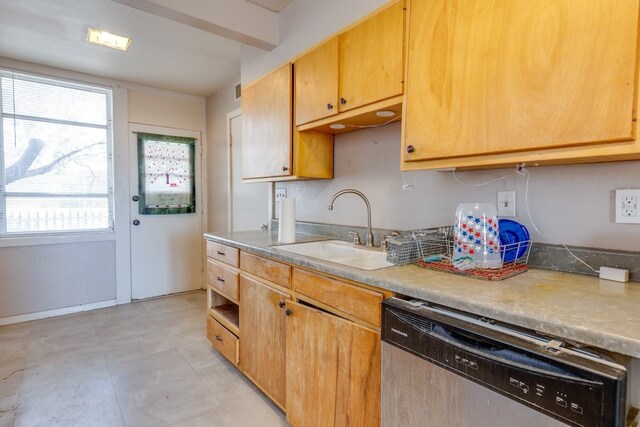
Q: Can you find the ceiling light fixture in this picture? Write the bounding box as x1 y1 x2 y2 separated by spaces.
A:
87 28 132 51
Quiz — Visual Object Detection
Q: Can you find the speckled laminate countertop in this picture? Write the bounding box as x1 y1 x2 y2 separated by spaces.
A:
204 230 640 358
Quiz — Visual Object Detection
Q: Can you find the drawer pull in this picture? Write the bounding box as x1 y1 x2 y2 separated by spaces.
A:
278 301 286 309
216 276 225 283
217 251 226 256
285 308 293 316
215 335 223 342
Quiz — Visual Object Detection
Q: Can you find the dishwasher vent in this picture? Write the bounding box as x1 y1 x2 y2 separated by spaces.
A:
389 308 434 334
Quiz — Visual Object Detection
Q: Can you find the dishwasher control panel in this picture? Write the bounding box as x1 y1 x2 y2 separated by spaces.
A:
382 299 627 427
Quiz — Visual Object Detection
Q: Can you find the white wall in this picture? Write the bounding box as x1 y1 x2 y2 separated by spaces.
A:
205 77 241 232
0 57 206 321
279 122 640 252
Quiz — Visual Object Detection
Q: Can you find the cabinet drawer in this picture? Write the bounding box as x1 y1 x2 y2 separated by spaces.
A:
206 259 239 301
206 241 239 267
240 252 291 288
207 315 239 365
292 268 384 327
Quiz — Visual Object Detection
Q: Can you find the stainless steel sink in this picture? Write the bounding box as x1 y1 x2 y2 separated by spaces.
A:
273 240 394 270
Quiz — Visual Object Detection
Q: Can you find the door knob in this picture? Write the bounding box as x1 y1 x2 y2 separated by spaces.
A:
132 195 139 202
133 219 140 226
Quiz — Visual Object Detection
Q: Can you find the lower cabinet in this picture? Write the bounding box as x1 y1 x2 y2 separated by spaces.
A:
239 275 289 409
203 241 386 427
285 300 381 427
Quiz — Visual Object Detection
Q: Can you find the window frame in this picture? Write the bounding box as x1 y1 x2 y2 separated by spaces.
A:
0 69 115 238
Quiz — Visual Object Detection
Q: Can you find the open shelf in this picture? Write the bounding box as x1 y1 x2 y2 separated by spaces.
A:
210 304 240 336
207 286 240 336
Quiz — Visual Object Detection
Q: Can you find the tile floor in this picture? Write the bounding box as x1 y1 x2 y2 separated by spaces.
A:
0 290 288 427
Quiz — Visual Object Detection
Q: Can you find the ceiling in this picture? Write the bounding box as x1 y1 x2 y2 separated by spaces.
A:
0 0 294 97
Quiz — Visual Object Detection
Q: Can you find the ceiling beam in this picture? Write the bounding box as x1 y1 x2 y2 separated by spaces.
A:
111 0 279 50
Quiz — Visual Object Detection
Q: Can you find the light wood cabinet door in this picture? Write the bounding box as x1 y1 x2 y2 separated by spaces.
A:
403 0 639 162
239 276 289 408
242 63 293 179
338 0 404 113
285 301 381 427
294 37 339 126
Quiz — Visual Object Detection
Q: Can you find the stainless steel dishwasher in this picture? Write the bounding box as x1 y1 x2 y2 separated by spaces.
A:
381 298 627 427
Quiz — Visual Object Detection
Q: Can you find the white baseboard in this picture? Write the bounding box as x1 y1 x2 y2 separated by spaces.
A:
0 299 117 326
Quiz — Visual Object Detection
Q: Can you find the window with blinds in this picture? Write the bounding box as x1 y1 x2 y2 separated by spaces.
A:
0 70 113 235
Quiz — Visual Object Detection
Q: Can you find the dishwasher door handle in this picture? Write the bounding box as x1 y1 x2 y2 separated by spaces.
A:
430 325 602 387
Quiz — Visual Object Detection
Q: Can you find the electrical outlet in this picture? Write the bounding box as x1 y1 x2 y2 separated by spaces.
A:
615 189 640 224
497 190 516 217
275 188 287 201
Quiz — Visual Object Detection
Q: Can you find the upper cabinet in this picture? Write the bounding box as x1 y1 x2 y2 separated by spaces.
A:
402 0 640 169
242 63 334 182
294 0 405 128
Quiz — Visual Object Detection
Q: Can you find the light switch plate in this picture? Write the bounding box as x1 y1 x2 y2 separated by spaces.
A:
497 191 516 217
615 189 640 223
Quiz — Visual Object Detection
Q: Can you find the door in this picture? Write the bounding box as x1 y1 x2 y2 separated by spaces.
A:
294 36 339 126
242 63 293 179
403 0 639 161
285 301 381 427
129 124 203 300
228 111 269 231
338 0 404 112
239 276 289 408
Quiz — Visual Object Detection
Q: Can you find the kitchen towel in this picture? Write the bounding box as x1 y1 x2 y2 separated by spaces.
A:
278 197 296 243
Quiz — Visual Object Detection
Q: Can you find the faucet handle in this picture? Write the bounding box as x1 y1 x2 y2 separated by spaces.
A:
348 231 362 246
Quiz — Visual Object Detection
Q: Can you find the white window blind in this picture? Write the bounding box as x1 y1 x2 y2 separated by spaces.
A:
0 70 113 235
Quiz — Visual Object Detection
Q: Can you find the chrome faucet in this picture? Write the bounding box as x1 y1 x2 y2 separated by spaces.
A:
328 189 375 247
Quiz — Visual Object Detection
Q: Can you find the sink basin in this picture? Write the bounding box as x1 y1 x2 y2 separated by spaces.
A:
273 240 394 270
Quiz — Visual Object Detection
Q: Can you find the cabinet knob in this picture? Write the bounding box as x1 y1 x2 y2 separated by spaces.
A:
406 145 415 154
285 308 293 316
327 103 334 110
282 166 289 172
132 195 139 202
132 219 140 226
340 97 347 105
278 301 286 309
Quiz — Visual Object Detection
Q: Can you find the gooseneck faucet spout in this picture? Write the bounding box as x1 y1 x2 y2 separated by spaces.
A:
328 189 375 247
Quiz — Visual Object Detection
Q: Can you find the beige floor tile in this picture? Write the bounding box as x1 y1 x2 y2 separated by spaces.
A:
197 361 257 400
15 370 124 427
21 348 106 392
141 295 199 315
29 312 94 336
0 366 24 398
223 388 288 427
108 348 194 397
0 339 28 372
94 314 156 343
100 331 175 366
90 301 148 324
0 393 18 427
25 326 99 368
119 373 223 426
0 322 32 345
173 405 236 427
171 334 222 370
